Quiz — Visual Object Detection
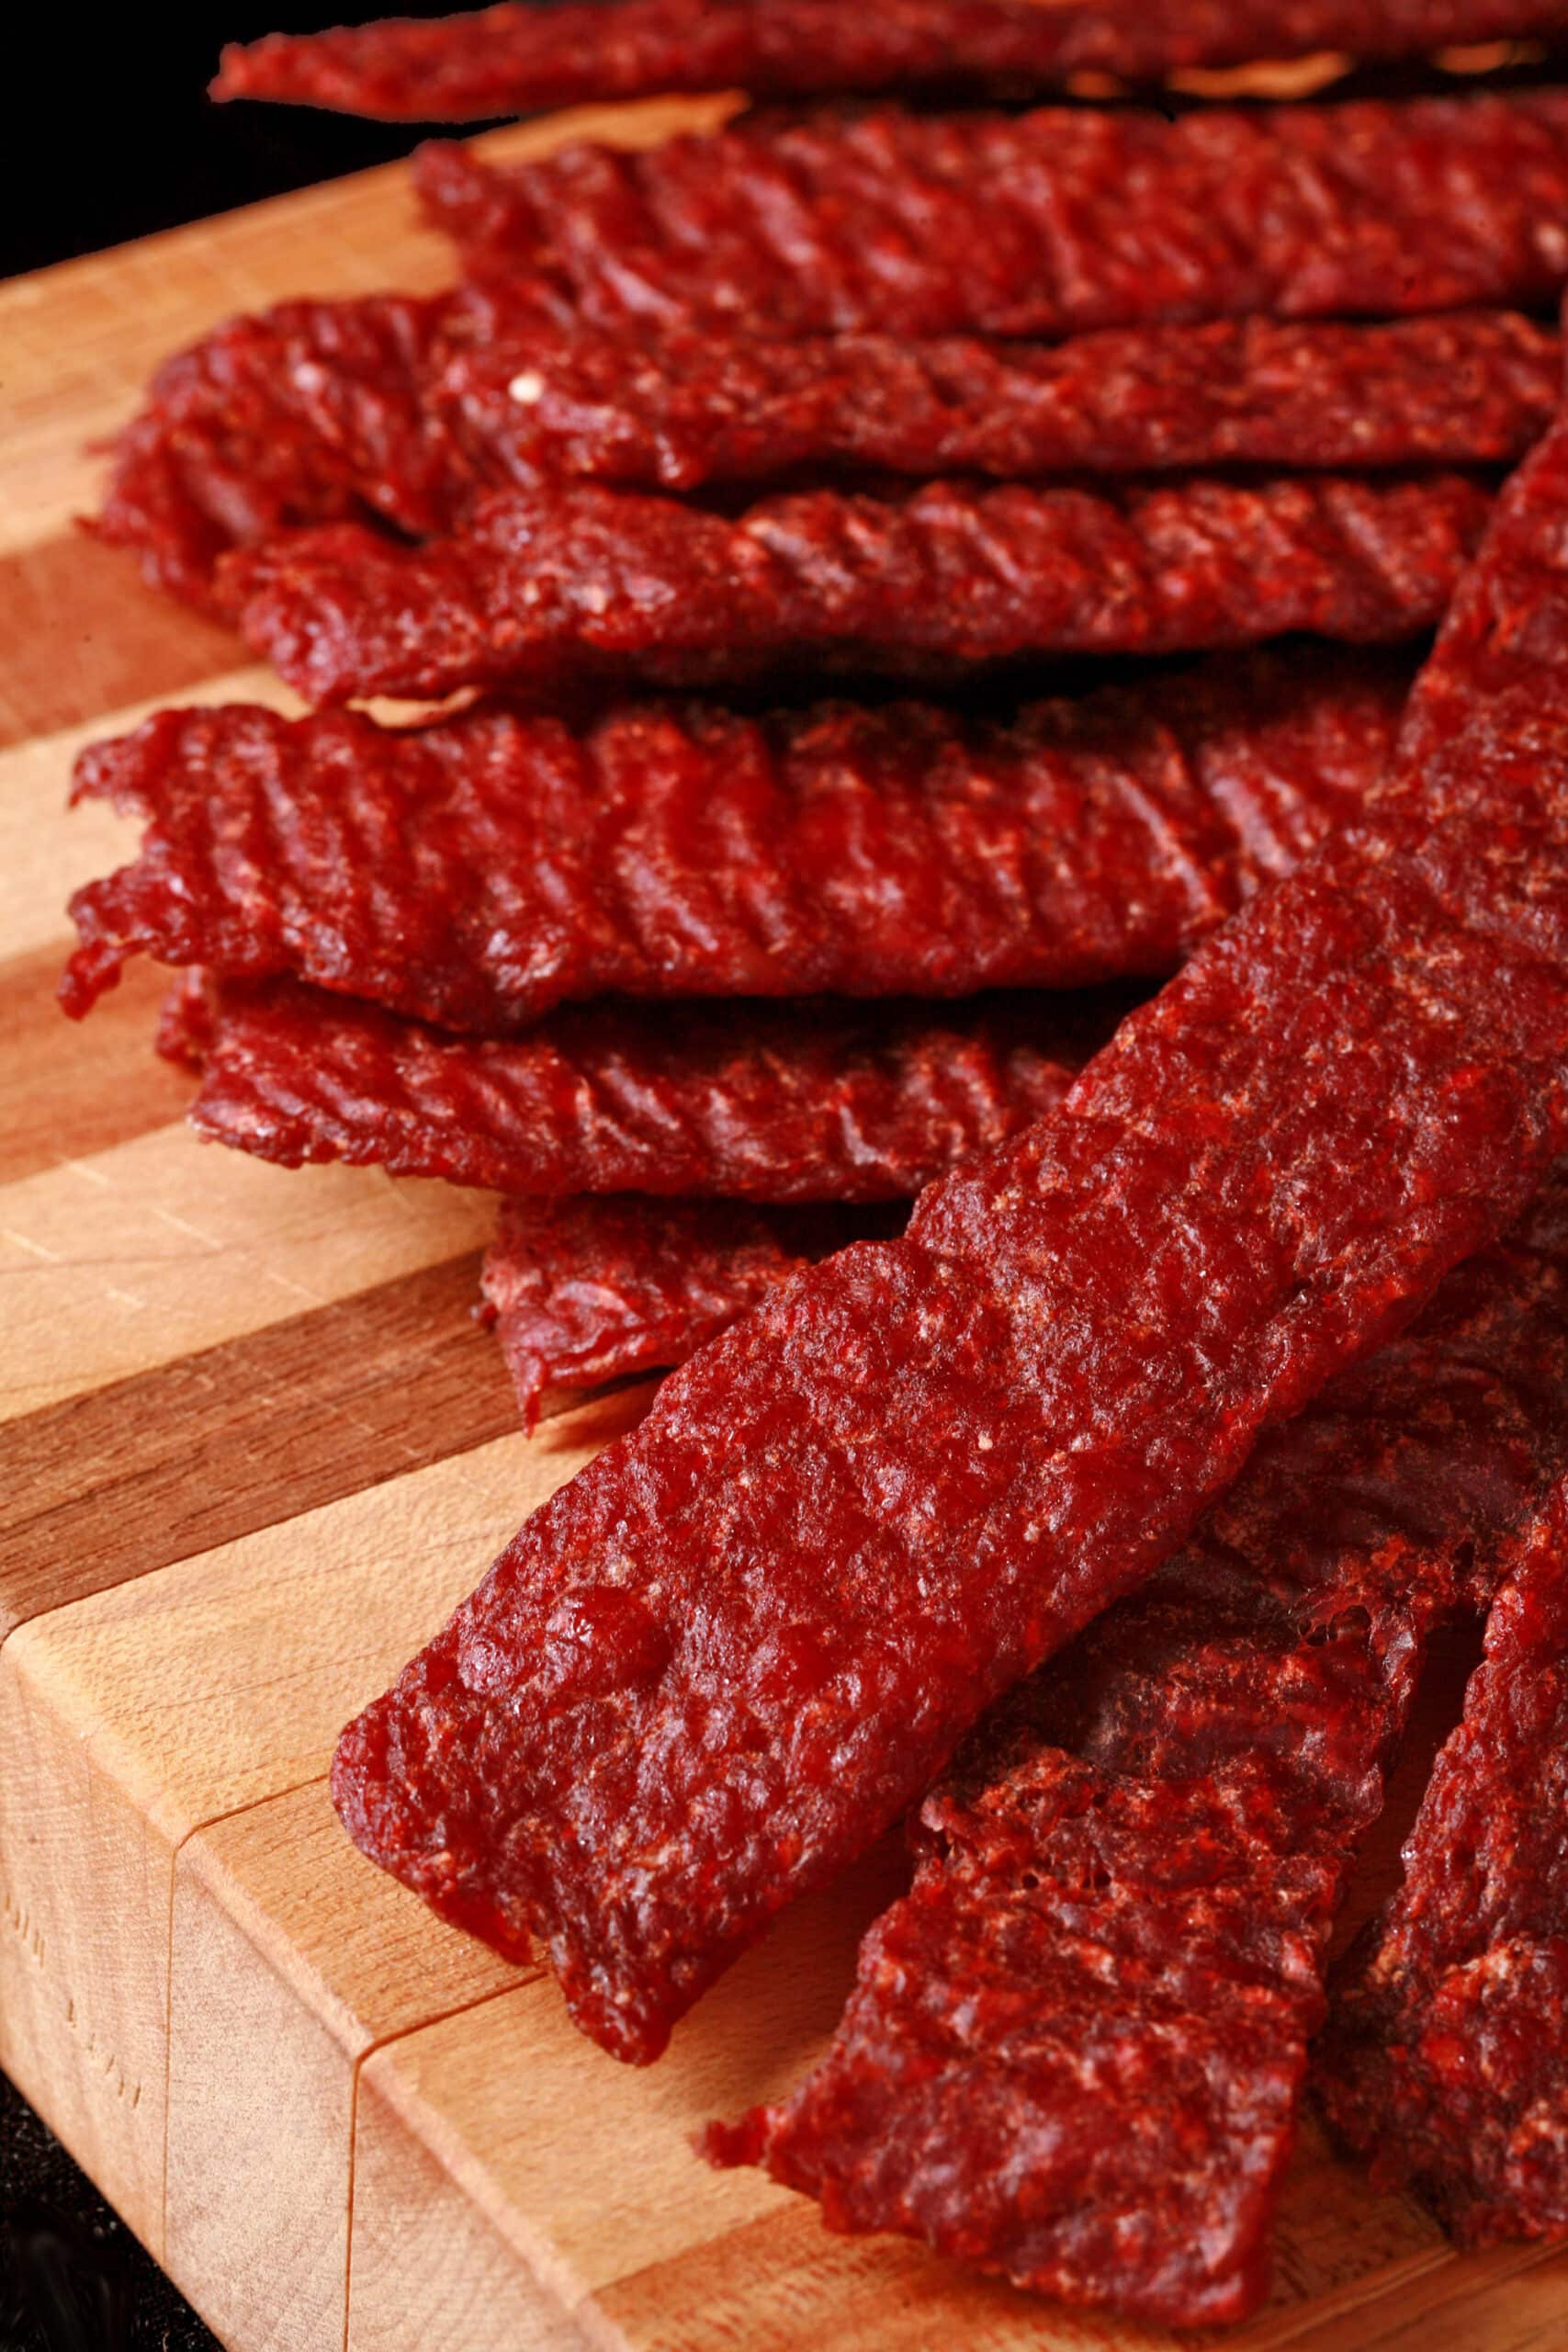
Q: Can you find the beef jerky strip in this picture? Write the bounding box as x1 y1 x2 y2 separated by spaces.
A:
98 300 1551 613
705 1169 1568 2324
481 1195 888 1431
328 408 1568 2068
226 471 1490 706
448 311 1561 495
210 0 1568 120
415 89 1568 334
61 647 1410 1029
173 976 1093 1203
1315 1478 1568 2245
91 291 463 615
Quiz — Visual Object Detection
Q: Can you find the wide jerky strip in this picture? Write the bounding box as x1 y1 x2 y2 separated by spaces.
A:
416 90 1568 334
97 302 1550 611
61 650 1409 1029
329 415 1568 2068
212 0 1568 119
174 978 1089 1202
227 472 1490 705
1316 1481 1568 2245
453 311 1560 495
705 1177 1568 2324
481 1196 871 1430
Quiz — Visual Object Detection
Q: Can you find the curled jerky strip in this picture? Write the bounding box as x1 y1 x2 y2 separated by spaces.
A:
481 1195 880 1431
226 471 1491 705
331 407 1568 2073
442 310 1561 495
173 977 1093 1203
62 649 1409 1029
706 1171 1568 2323
1316 1477 1568 2245
416 90 1568 334
212 0 1568 120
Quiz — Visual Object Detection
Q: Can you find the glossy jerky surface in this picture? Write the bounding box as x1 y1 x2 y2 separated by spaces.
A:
211 0 1568 119
175 978 1090 1203
226 471 1491 705
417 91 1568 334
1316 1480 1568 2245
330 412 1568 2066
61 650 1410 1028
706 1172 1568 2322
481 1195 862 1430
444 311 1561 495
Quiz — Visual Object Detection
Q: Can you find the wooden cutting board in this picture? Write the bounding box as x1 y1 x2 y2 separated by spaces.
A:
3 89 1566 2352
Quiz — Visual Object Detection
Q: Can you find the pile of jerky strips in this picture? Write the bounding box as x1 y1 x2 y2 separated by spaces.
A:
63 0 1568 2324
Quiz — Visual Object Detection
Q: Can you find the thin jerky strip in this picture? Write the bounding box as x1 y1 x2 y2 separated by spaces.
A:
448 311 1561 495
416 90 1568 334
176 977 1092 1203
226 471 1490 706
211 0 1568 120
329 411 1568 2068
707 1167 1568 2324
1316 1478 1568 2245
481 1195 871 1431
62 649 1411 1029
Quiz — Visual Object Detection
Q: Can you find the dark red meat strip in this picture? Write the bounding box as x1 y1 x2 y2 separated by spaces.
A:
175 977 1092 1202
91 292 460 616
225 471 1491 705
328 407 1568 2069
481 1194 871 1430
443 311 1561 495
416 91 1568 334
96 299 1554 611
211 0 1568 119
1316 1478 1568 2245
706 1168 1568 2324
61 650 1410 1028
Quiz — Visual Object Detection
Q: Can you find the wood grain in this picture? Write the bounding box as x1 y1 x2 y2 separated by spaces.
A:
0 1405 630 2272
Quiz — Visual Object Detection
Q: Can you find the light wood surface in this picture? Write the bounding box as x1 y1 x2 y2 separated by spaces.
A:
0 82 1560 2352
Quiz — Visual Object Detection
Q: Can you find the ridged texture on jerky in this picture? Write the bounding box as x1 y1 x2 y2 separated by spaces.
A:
328 405 1568 2070
481 1195 871 1430
225 471 1491 705
446 311 1561 494
1316 1478 1568 2245
416 91 1568 334
212 0 1568 119
705 1170 1568 2324
175 978 1093 1202
92 292 460 614
61 650 1411 1028
94 297 1554 610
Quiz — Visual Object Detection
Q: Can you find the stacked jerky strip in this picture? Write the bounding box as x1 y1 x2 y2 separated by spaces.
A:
211 0 1568 119
96 296 1559 609
205 85 1568 702
63 647 1411 1218
327 379 1568 2109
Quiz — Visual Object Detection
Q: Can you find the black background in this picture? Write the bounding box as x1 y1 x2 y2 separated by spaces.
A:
6 6 508 281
